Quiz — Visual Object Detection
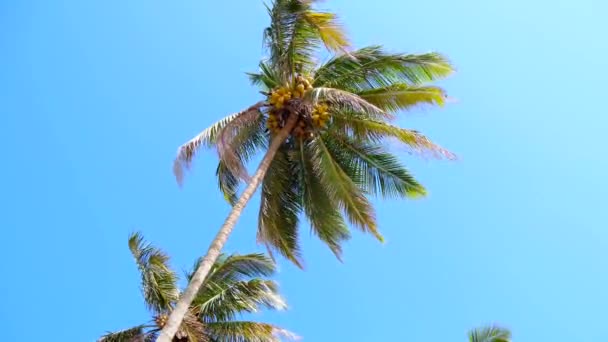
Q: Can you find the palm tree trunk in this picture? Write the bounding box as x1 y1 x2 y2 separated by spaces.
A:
156 113 299 342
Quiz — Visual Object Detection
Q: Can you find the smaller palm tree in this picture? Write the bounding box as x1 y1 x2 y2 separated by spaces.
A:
98 232 296 342
468 325 511 342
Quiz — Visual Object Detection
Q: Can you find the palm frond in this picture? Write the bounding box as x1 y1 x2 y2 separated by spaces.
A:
358 84 447 113
298 141 350 259
179 311 209 342
257 147 304 267
331 135 426 198
331 112 456 160
247 62 281 90
173 102 265 186
309 136 381 241
216 161 241 205
205 321 299 342
264 0 349 78
314 46 454 91
98 326 146 342
302 11 349 53
204 253 277 285
194 279 287 323
184 253 277 287
309 87 386 117
128 232 179 313
469 325 511 342
216 109 267 185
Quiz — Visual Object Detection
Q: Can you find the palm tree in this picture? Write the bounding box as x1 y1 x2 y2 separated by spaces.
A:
468 325 511 342
99 232 296 342
162 0 455 340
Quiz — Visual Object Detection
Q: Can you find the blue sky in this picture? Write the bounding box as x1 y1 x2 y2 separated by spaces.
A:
2 0 607 341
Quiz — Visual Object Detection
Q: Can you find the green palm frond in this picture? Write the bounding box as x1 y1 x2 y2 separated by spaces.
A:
298 141 350 259
257 147 304 267
469 325 512 342
314 46 453 91
309 87 386 117
194 279 287 323
205 321 299 342
331 112 456 160
358 83 447 112
98 326 146 342
216 161 240 205
128 232 179 313
263 0 349 78
205 253 277 285
331 135 426 198
247 62 281 90
173 102 265 186
309 136 381 241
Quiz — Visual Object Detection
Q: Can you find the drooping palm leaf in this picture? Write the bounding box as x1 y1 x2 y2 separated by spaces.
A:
469 326 512 342
128 232 179 314
309 135 381 241
173 102 265 186
298 141 350 259
329 135 426 198
257 147 304 267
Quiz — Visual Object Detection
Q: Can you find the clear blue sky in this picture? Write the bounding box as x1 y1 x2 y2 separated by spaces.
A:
2 0 607 341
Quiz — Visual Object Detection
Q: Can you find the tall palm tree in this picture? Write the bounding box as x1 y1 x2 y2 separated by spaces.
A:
468 325 511 342
162 0 455 340
99 232 296 342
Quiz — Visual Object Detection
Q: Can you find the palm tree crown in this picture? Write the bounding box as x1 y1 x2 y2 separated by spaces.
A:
468 325 512 342
173 0 456 267
99 232 295 342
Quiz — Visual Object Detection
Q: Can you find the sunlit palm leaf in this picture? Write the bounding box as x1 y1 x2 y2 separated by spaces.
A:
309 87 386 117
331 113 456 160
302 11 349 53
358 84 447 112
314 46 454 90
205 321 299 342
98 326 146 342
298 141 350 259
310 136 381 241
173 102 265 186
469 326 511 342
257 147 304 267
331 135 426 198
128 232 179 314
194 279 287 323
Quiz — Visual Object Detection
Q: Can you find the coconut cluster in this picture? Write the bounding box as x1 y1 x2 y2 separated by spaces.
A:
266 75 331 139
267 75 314 109
155 314 168 328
